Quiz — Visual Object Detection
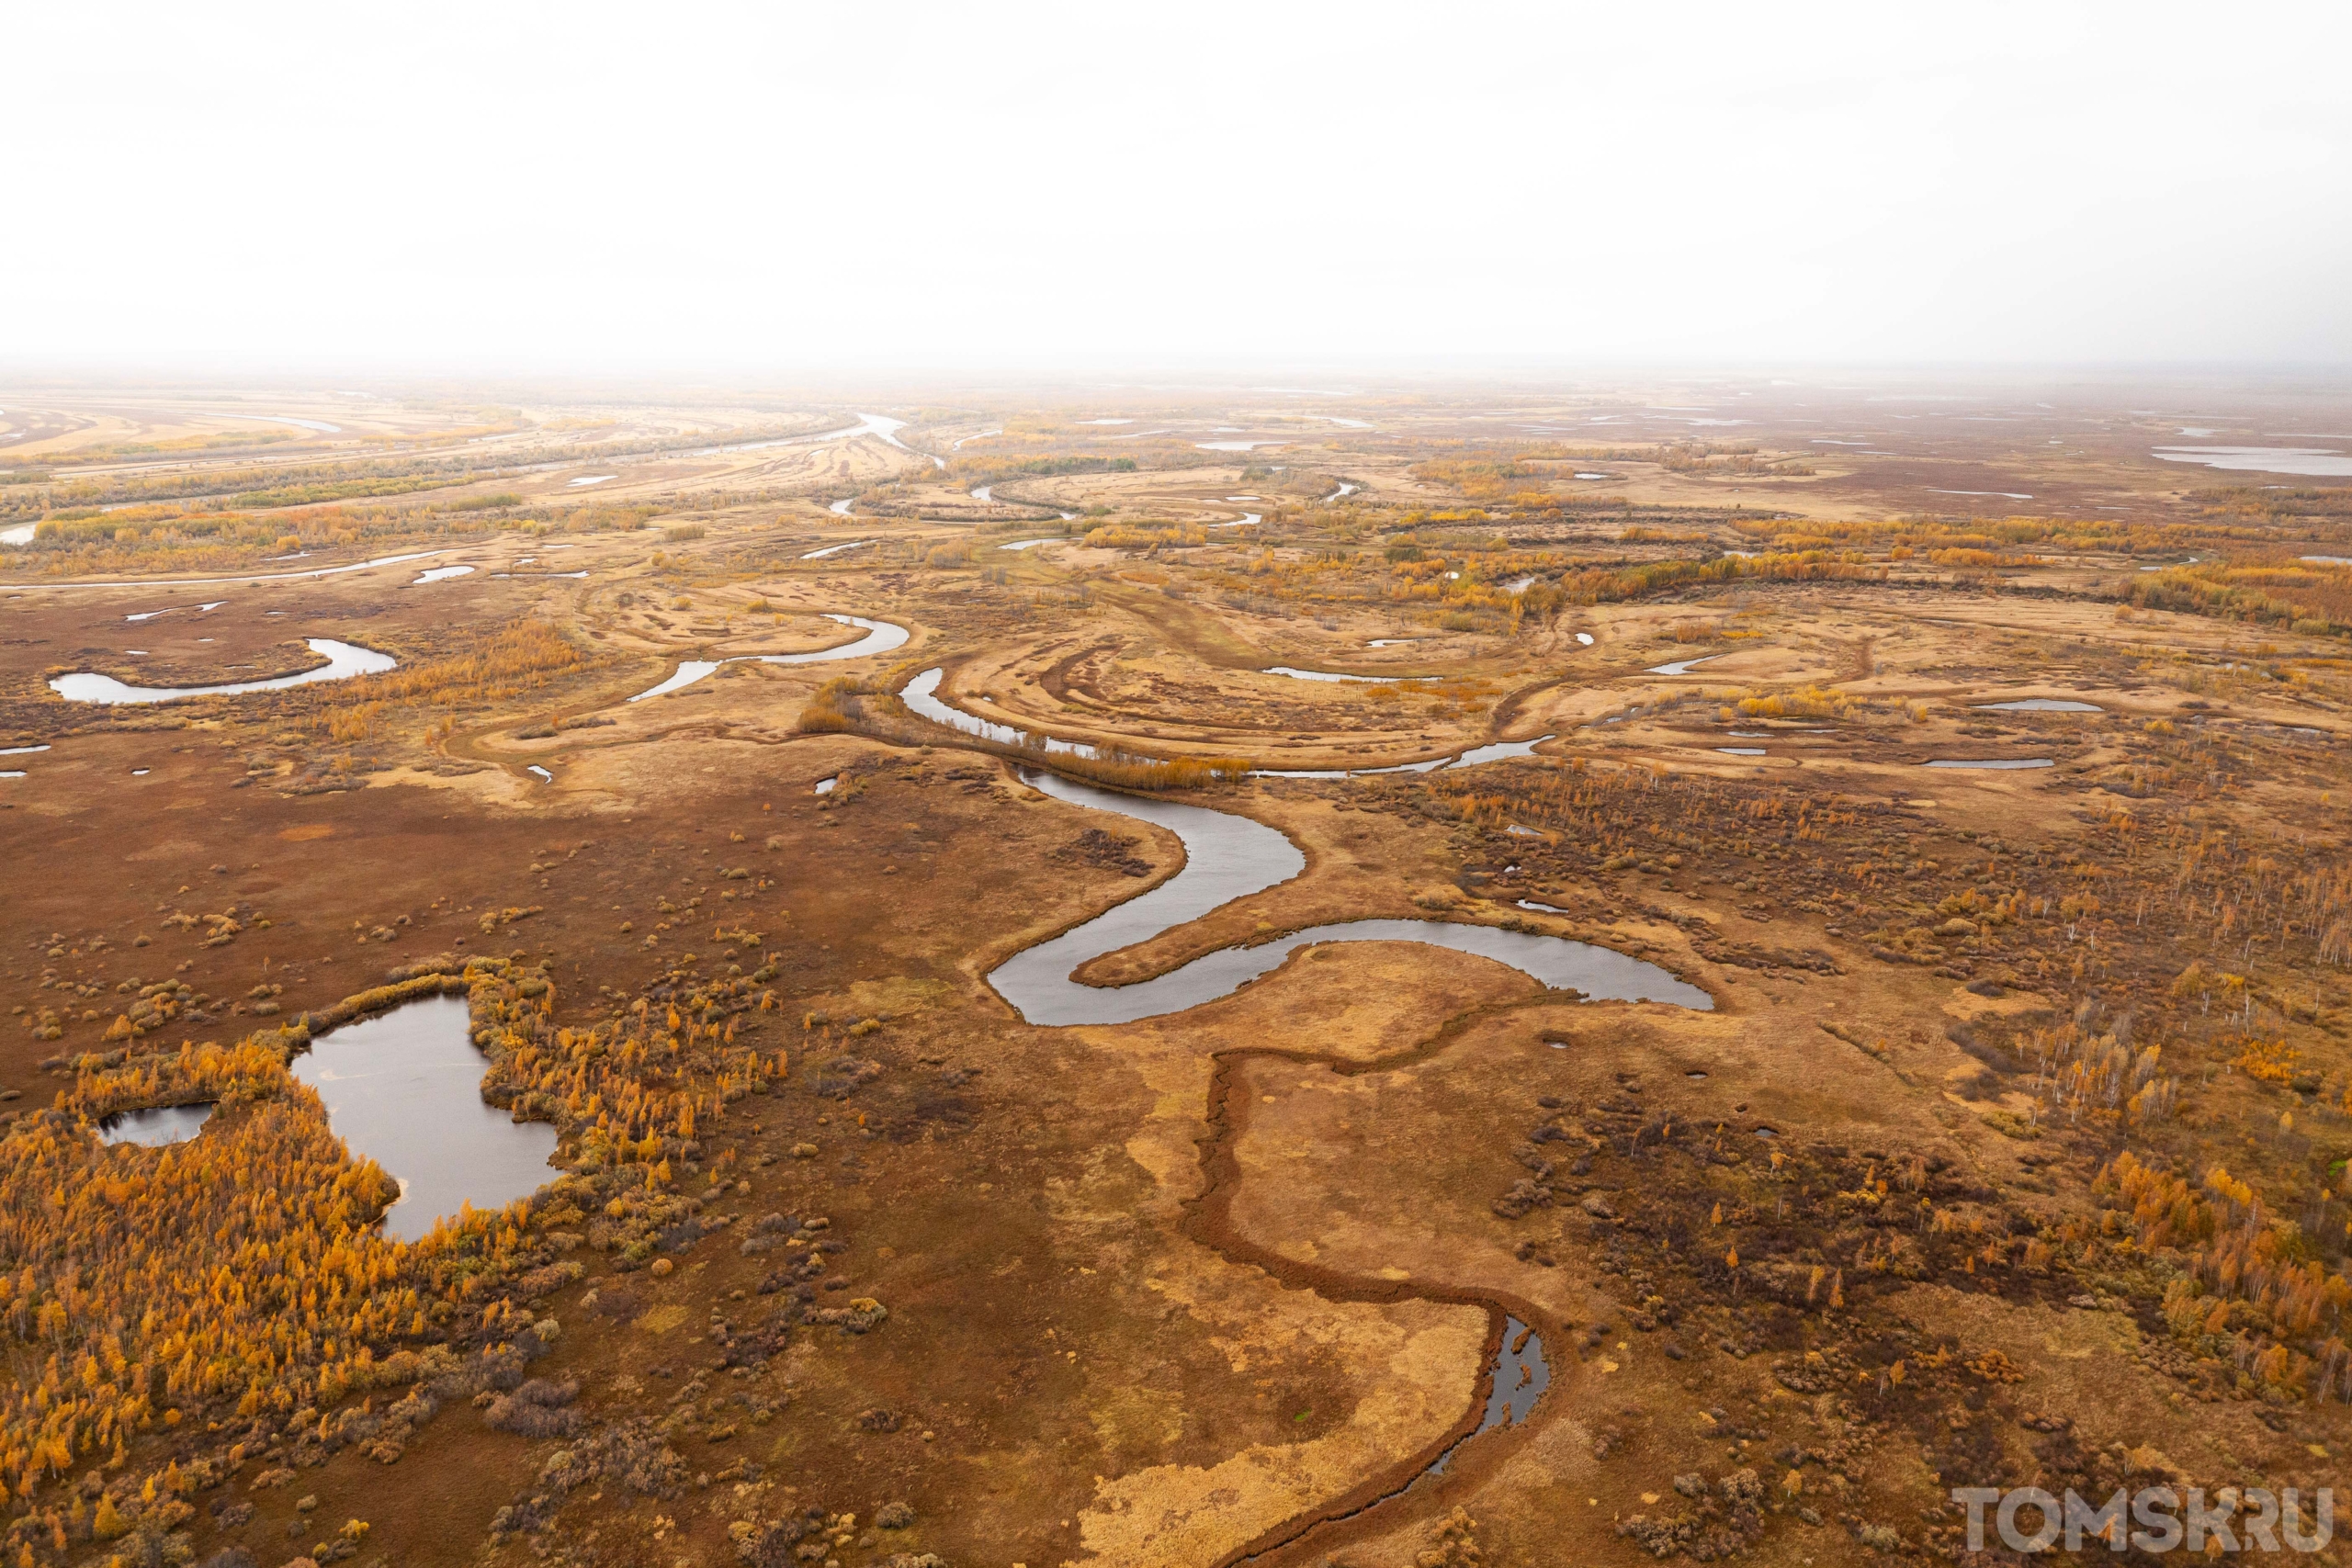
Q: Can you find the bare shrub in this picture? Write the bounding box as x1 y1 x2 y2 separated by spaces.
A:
484 1378 582 1438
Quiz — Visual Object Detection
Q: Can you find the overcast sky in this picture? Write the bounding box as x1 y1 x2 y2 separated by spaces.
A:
7 2 2348 375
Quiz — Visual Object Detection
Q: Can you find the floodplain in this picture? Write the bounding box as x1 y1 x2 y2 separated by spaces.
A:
4 376 2352 1567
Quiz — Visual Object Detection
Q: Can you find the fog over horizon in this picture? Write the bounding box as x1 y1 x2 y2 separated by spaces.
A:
7 1 2348 377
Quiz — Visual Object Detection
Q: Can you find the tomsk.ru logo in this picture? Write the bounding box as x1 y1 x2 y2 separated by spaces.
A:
1951 1487 2334 1553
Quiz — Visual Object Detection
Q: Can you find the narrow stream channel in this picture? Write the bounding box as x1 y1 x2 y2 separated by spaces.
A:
982 767 1713 1557
1645 652 1723 676
628 615 910 701
1424 1317 1550 1476
3 549 456 592
903 666 1552 776
1227 1308 1554 1564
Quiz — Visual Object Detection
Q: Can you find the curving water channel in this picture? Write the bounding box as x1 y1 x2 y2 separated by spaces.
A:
219 412 341 434
1924 758 2053 770
1251 735 1555 780
1646 652 1723 676
988 770 1713 1026
1449 736 1552 768
981 772 1703 1544
1263 665 1430 684
696 411 910 457
2 548 455 593
51 637 396 705
905 666 1551 778
901 667 1100 756
1974 698 2100 713
627 615 910 701
981 759 1682 1558
291 995 559 1242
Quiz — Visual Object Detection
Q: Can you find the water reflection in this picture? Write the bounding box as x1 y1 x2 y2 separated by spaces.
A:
901 667 1099 756
989 770 1712 1025
628 615 909 701
1426 1317 1550 1476
1973 699 2100 713
1263 666 1428 683
1923 758 2053 770
902 667 1550 779
291 996 558 1242
51 638 396 705
2153 446 2352 478
97 1103 215 1147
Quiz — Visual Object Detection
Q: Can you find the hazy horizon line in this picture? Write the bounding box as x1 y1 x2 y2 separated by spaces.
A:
6 357 2352 397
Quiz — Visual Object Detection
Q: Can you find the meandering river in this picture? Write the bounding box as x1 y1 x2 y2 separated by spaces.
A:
987 769 1713 1026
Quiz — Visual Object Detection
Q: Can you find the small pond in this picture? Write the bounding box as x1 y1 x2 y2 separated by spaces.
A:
98 1103 215 1147
291 995 559 1242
